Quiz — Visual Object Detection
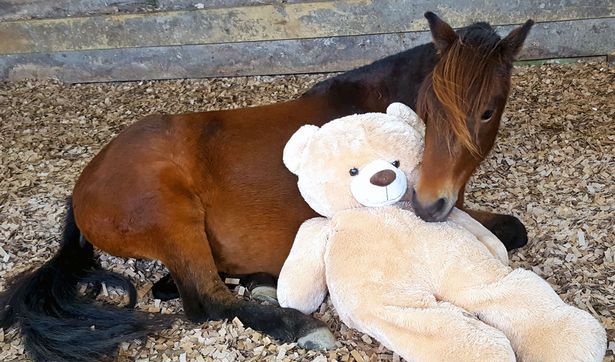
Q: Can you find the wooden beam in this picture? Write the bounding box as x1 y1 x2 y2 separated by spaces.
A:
515 56 607 66
1 0 614 54
0 0 278 21
1 17 613 83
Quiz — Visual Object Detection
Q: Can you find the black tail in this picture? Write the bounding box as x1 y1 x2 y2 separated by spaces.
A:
0 200 172 361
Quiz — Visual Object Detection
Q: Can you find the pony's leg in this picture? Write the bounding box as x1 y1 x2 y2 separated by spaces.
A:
465 209 527 251
154 211 334 349
153 272 278 304
152 274 180 301
351 297 514 362
451 269 606 362
222 272 279 305
456 189 527 251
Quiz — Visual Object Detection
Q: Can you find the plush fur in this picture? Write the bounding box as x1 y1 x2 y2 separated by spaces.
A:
278 103 606 362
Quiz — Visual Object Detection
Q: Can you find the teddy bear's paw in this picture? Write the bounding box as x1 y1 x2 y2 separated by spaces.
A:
513 306 607 362
250 286 279 305
297 327 337 350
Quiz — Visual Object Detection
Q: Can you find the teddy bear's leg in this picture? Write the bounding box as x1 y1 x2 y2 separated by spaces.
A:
350 296 515 362
451 268 606 362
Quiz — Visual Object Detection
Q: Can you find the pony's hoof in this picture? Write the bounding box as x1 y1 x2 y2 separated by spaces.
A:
488 214 528 251
250 286 279 305
297 327 337 350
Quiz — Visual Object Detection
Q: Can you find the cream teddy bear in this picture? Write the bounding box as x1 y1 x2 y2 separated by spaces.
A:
277 103 606 362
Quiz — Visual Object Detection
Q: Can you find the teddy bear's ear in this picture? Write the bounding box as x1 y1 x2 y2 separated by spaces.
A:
386 102 425 136
283 124 319 175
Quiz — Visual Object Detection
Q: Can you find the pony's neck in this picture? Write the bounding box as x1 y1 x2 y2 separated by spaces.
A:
303 43 439 114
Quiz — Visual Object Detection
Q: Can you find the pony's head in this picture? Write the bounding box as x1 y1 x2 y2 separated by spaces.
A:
412 12 533 221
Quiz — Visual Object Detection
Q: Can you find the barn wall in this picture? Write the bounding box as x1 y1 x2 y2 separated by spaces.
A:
0 0 613 82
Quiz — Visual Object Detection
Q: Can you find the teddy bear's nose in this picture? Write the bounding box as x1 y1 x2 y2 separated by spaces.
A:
370 169 396 187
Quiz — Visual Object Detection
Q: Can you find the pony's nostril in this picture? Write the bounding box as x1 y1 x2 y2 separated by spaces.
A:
434 198 446 213
370 170 396 186
412 195 451 222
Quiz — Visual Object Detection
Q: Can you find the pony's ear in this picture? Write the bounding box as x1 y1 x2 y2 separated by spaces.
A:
424 12 458 53
500 19 534 61
283 125 319 175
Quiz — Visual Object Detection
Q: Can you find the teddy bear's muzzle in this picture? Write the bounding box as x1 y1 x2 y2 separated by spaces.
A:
350 160 407 208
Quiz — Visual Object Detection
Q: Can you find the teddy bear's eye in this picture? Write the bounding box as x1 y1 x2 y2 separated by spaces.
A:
349 168 359 176
392 160 400 168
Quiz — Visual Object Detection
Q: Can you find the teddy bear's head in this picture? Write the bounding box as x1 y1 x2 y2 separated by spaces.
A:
283 103 425 217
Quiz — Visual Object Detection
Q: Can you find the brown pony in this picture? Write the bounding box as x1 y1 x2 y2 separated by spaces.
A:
0 13 533 361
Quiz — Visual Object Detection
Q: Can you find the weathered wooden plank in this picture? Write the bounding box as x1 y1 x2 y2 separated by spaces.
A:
0 0 279 21
516 56 608 66
1 17 613 83
0 0 156 21
1 0 614 55
6 0 607 22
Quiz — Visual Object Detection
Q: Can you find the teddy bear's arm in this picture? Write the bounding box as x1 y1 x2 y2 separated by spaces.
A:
448 208 509 265
277 217 330 315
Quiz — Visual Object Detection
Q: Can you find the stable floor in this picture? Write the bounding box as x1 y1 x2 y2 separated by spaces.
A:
0 62 613 361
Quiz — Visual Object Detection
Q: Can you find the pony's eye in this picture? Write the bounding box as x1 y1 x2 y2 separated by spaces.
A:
481 110 494 121
391 160 400 168
349 168 359 176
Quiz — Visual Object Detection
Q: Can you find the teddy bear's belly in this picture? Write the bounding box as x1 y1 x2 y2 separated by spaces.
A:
325 207 506 324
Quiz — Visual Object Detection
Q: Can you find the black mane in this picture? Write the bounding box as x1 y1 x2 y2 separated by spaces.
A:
302 22 500 111
456 22 502 50
304 43 436 98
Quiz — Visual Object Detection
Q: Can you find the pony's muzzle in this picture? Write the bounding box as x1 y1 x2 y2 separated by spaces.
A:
411 188 453 222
